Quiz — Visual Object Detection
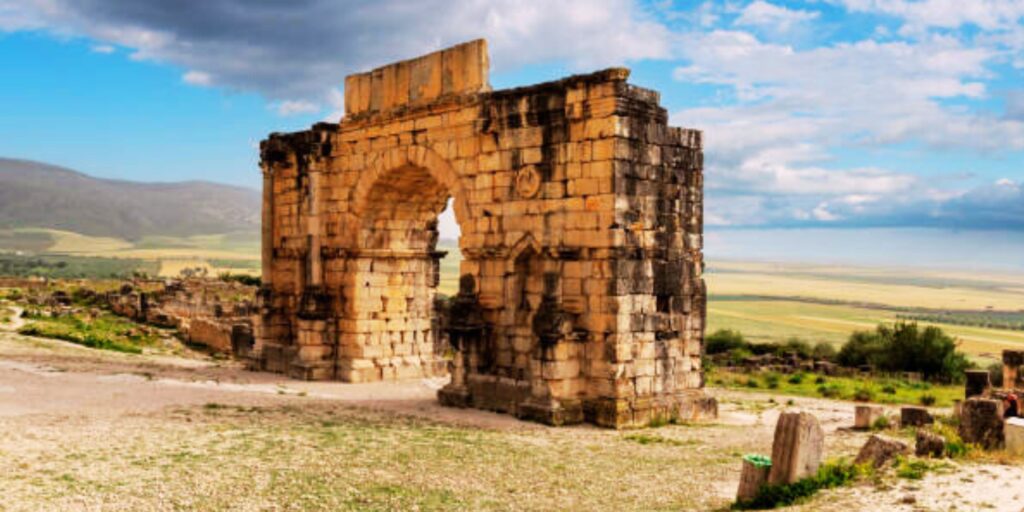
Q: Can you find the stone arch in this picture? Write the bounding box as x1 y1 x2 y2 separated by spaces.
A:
350 145 470 236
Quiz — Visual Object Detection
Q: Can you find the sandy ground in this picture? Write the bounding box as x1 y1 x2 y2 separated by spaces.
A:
0 326 1022 511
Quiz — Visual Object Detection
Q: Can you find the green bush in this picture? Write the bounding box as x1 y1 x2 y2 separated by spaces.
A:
814 376 827 385
881 384 897 395
871 415 891 431
745 378 760 388
782 338 813 359
812 342 837 361
853 387 875 402
817 384 841 398
734 459 865 510
707 329 747 355
837 322 971 383
788 373 805 385
919 394 937 406
765 373 781 389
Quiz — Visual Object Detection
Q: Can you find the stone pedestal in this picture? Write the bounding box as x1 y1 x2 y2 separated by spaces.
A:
768 412 824 485
915 430 945 457
854 405 884 430
1006 417 1024 456
959 398 1004 450
736 455 771 502
900 406 934 427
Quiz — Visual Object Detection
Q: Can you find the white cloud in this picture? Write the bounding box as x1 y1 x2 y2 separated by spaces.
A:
182 70 212 87
735 1 819 33
90 44 115 54
273 99 319 117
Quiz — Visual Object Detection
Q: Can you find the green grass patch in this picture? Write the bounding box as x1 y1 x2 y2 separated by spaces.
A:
16 312 161 354
710 370 963 407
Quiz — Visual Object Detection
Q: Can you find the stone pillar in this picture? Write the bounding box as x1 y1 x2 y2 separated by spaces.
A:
854 405 884 430
1006 418 1024 456
1004 350 1024 390
768 412 824 485
959 398 1005 449
736 455 771 502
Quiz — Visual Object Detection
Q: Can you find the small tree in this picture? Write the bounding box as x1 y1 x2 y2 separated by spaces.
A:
705 329 747 354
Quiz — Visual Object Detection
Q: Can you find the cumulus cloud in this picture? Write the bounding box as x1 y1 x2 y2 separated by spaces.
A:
181 70 212 87
90 44 115 54
1 0 672 112
273 100 319 117
735 1 819 33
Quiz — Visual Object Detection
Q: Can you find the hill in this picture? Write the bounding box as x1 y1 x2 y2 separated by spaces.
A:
0 158 260 240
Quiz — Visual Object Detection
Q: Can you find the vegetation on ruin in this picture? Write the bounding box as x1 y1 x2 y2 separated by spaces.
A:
16 311 162 354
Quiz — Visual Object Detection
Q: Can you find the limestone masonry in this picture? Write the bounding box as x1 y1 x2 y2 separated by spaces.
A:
256 39 716 427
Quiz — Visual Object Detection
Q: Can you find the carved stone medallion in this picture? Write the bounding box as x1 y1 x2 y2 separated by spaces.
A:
515 165 541 199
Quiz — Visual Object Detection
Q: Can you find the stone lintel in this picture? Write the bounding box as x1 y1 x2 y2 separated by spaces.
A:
344 39 490 118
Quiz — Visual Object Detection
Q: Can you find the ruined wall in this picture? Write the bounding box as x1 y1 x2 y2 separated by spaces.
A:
257 39 715 427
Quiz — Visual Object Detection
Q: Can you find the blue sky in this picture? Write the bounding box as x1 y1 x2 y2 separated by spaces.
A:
0 0 1022 237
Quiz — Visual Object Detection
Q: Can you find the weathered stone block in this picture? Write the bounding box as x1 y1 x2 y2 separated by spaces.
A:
1006 417 1024 456
959 398 1004 449
768 412 824 485
900 406 934 427
915 430 946 458
965 369 991 398
855 434 909 468
854 405 884 430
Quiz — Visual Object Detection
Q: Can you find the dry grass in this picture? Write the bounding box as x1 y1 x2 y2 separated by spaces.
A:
0 402 743 511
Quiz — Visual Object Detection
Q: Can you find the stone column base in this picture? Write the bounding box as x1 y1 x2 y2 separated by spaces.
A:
584 390 718 429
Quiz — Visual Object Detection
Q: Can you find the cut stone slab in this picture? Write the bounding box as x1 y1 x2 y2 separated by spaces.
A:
767 411 824 485
915 429 945 457
900 406 934 427
855 434 909 468
854 405 884 430
1006 417 1024 456
959 398 1005 450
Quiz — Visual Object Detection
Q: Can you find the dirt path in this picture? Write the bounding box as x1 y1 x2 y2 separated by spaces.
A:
0 330 1022 511
0 305 25 331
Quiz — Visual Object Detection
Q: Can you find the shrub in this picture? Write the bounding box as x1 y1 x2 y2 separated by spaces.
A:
812 342 837 361
745 378 760 388
919 394 937 406
814 376 827 385
988 361 1004 388
734 459 865 510
764 373 781 389
837 322 971 383
871 415 890 431
817 384 841 398
881 384 897 395
782 338 813 359
706 329 747 355
788 373 805 385
853 387 875 402
728 348 755 366
895 458 930 480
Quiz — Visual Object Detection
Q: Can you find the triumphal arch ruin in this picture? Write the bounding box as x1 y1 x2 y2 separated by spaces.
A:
256 40 716 427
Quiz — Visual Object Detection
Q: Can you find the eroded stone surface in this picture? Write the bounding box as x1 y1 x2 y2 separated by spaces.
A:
255 40 713 428
768 411 824 485
960 398 1005 450
855 434 909 468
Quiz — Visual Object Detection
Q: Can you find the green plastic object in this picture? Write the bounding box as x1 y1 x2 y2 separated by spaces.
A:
743 454 772 468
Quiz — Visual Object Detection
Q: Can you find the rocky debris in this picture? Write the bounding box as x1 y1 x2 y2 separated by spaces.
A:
900 406 934 427
768 411 824 485
965 370 991 398
1006 418 1024 456
915 430 946 458
854 405 884 430
855 434 909 468
959 398 1005 450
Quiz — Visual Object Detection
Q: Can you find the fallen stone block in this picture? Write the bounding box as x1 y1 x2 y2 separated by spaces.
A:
736 454 772 502
768 411 824 485
900 406 934 427
854 405 884 430
915 430 945 457
959 398 1004 450
1006 418 1024 456
855 434 909 468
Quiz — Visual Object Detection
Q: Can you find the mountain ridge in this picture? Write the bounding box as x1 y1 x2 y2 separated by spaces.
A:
0 158 260 241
